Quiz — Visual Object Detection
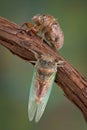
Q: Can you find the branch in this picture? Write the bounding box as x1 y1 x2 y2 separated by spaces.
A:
0 17 87 122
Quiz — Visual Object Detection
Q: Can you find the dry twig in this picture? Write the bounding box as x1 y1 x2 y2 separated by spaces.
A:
0 17 87 121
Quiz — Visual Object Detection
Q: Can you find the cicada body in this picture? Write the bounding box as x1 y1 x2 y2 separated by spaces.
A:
28 54 59 122
22 14 64 51
32 14 64 50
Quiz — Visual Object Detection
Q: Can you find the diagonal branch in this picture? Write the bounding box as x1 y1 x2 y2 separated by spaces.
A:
0 17 87 122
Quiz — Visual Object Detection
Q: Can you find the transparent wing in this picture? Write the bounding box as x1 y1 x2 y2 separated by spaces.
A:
28 66 37 121
28 66 56 122
35 72 56 122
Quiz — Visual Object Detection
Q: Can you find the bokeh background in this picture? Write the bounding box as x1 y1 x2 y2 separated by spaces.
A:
0 0 87 130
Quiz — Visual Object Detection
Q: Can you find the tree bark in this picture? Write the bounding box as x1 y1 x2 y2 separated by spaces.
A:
0 17 87 122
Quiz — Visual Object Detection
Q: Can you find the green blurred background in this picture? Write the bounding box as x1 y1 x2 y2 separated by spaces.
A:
0 0 87 130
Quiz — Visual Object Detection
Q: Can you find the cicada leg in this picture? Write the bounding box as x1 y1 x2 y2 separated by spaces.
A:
18 21 46 45
21 22 37 35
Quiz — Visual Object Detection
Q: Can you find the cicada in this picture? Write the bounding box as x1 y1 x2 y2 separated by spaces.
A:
28 54 63 122
22 14 64 50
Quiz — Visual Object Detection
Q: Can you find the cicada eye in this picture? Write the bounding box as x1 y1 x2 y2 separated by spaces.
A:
47 61 51 65
55 59 59 63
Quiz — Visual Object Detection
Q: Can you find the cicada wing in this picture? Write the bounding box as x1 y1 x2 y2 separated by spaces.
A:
28 67 37 121
28 100 36 121
35 72 56 122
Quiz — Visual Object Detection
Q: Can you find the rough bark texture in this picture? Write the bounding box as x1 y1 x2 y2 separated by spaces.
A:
0 17 87 122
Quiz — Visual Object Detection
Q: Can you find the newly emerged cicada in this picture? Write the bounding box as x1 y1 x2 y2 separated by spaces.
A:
28 54 63 122
22 14 64 50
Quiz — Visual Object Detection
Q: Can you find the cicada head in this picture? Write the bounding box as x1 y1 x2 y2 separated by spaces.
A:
38 54 58 70
32 14 56 27
32 14 43 25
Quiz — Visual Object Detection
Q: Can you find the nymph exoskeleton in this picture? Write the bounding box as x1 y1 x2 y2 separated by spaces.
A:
28 54 63 122
22 14 64 50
